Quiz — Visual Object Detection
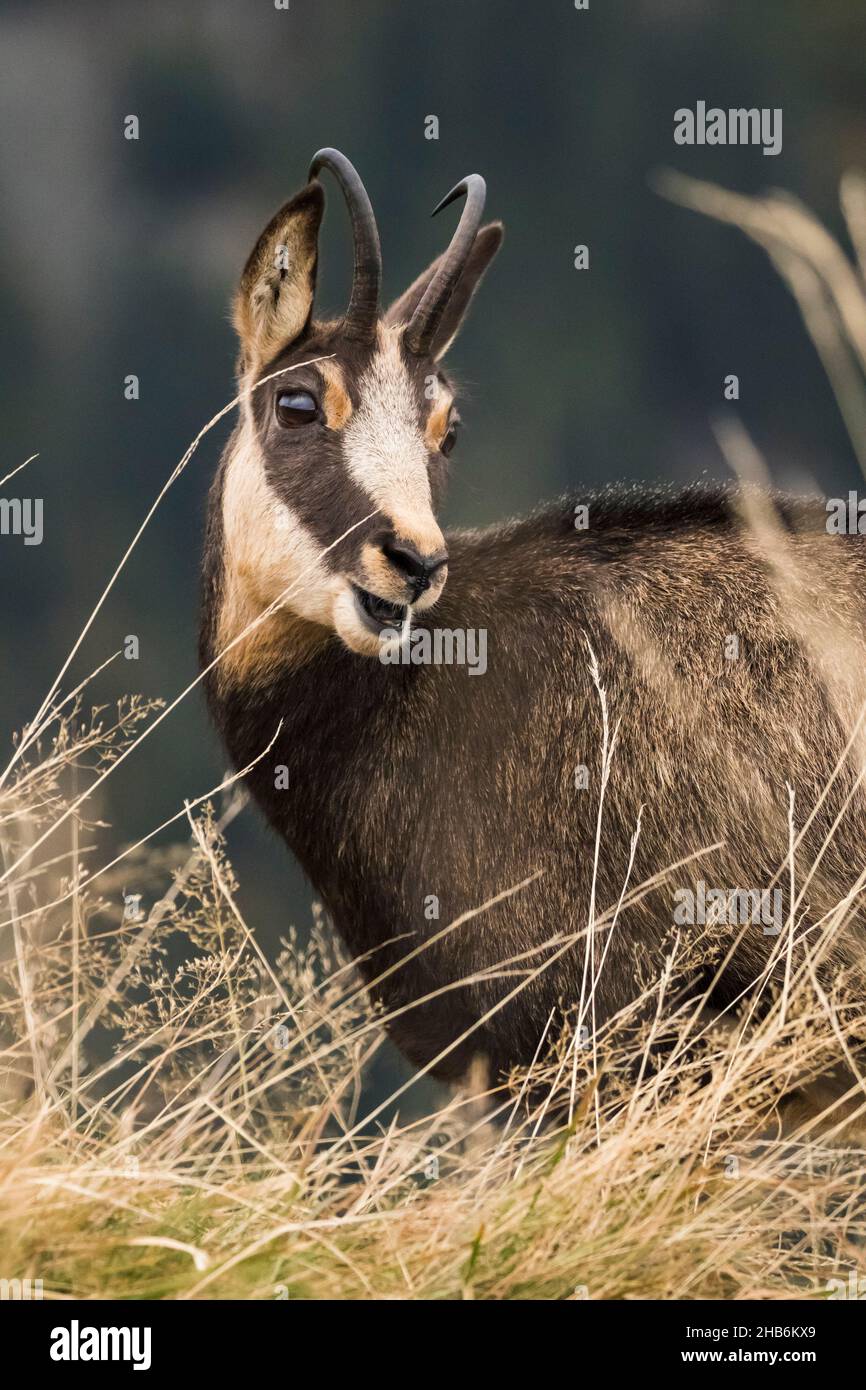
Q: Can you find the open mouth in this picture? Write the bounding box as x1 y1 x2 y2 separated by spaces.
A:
351 584 409 635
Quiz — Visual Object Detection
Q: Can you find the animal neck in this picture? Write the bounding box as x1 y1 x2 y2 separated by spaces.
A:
214 581 328 692
201 423 334 693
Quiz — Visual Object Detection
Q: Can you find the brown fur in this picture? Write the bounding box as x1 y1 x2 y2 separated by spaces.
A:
424 390 454 451
318 359 353 430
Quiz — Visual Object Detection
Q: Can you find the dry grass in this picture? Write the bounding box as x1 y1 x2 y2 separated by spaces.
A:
3 173 866 1301
1 744 865 1302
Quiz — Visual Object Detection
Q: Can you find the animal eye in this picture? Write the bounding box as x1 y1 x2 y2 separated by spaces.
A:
275 390 319 427
440 420 459 457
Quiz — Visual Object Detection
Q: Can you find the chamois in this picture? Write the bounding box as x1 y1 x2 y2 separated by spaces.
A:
200 149 866 1083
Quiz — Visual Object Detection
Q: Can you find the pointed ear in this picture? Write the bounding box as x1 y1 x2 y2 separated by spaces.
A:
233 181 325 373
385 221 503 360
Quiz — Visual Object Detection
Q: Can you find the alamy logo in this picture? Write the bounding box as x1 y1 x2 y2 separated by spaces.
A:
378 626 487 675
0 1277 43 1299
673 879 783 934
827 1269 866 1299
826 492 866 534
674 103 782 157
0 497 43 545
50 1319 152 1371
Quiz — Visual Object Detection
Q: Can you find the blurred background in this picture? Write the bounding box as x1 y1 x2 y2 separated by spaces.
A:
1 0 864 1100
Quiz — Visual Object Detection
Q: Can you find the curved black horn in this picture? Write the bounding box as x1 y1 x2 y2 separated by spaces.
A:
308 148 381 342
404 174 487 356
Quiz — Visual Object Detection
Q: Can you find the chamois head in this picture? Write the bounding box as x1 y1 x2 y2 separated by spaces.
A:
222 148 502 669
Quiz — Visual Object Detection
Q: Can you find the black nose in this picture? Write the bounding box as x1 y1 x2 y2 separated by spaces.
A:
382 539 448 597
